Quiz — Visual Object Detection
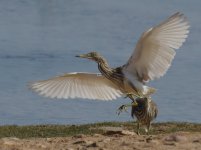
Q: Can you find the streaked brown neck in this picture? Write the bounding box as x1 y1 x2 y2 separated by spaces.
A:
96 56 124 84
96 57 113 75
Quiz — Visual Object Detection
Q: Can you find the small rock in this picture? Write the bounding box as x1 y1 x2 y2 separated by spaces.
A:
163 142 176 146
76 145 84 150
46 138 53 143
102 138 111 143
101 127 136 136
121 141 130 146
149 140 159 145
193 139 200 143
93 133 102 137
73 140 86 144
73 134 85 138
164 134 187 142
121 130 137 136
99 148 107 150
86 141 97 147
74 140 98 147
138 139 145 142
146 137 153 143
101 127 123 135
38 144 47 149
85 140 93 145
67 148 74 150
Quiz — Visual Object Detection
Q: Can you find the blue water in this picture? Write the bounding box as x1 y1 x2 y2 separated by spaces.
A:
0 0 200 125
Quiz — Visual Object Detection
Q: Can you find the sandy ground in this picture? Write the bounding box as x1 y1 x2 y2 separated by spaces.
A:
0 129 201 150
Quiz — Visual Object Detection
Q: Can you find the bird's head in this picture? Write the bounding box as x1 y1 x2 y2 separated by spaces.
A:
76 51 101 62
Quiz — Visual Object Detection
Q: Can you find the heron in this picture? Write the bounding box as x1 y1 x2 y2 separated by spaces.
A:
30 12 189 133
117 95 158 135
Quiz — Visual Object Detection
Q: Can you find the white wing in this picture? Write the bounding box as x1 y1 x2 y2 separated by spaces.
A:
123 12 190 82
30 72 123 100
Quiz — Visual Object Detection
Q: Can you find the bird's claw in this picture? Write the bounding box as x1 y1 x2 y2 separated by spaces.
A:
116 105 128 115
124 93 134 99
124 93 143 102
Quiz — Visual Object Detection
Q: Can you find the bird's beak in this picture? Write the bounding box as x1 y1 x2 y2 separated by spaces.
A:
76 54 93 60
75 54 89 58
76 54 84 58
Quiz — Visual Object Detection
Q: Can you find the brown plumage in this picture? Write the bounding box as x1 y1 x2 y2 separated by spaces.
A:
131 97 158 135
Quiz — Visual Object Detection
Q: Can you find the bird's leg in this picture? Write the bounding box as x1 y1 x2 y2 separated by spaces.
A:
137 121 140 135
145 122 151 135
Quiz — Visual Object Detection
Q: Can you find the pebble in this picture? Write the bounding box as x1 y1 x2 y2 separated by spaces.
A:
67 148 74 150
46 138 53 143
121 141 130 146
149 140 160 145
73 134 85 138
101 127 123 135
76 145 84 150
146 137 152 143
86 141 97 147
164 134 188 142
192 139 200 143
121 130 137 136
93 133 102 137
163 142 176 146
38 144 47 149
102 138 111 143
99 148 107 150
73 140 86 144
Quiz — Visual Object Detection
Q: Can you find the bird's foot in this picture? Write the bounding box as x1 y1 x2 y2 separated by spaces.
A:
124 92 143 101
124 93 133 99
116 104 129 115
124 93 137 101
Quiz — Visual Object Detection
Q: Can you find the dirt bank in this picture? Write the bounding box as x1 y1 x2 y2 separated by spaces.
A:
0 130 201 150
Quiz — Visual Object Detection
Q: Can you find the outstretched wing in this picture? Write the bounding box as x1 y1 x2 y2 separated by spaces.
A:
29 72 123 100
123 12 190 82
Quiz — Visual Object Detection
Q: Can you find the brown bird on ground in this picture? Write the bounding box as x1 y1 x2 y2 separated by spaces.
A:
118 95 158 135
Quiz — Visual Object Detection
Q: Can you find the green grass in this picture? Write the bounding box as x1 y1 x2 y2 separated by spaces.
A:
0 122 200 138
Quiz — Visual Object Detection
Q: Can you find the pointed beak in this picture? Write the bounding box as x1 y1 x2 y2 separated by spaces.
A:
76 54 93 60
75 54 87 58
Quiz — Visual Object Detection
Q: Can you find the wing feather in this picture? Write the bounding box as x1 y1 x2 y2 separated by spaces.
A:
123 12 190 81
30 72 123 100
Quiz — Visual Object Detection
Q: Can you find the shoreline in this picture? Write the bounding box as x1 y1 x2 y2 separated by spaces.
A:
0 122 200 150
0 122 201 138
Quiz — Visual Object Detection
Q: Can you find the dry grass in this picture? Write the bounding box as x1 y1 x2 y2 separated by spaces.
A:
0 122 200 138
